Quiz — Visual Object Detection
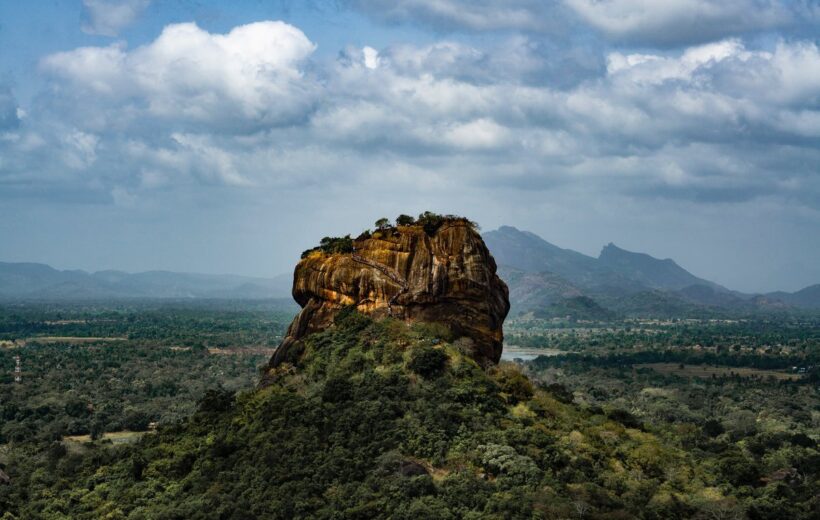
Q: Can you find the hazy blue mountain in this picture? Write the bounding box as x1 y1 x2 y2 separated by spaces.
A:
598 243 725 292
484 226 724 295
484 226 599 280
0 262 291 300
767 284 820 309
497 265 585 312
483 226 809 317
675 284 746 307
0 262 90 295
483 227 647 294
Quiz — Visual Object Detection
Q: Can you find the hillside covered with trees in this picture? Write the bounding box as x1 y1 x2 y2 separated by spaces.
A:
1 309 817 519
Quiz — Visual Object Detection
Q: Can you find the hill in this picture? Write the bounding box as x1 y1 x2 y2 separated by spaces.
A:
0 310 771 518
0 262 291 300
597 242 723 292
497 265 584 312
767 284 820 309
7 309 819 518
482 226 601 283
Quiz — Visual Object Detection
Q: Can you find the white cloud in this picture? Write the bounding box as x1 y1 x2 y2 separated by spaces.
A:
362 46 381 69
43 21 318 132
442 118 510 150
62 130 99 170
9 21 819 215
564 0 795 45
606 40 749 84
350 0 815 45
82 0 151 37
318 37 820 200
170 133 252 187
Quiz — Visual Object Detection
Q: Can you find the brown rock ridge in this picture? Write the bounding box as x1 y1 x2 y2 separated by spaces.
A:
270 219 510 367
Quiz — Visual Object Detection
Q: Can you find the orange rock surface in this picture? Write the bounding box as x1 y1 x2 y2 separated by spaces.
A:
270 220 509 366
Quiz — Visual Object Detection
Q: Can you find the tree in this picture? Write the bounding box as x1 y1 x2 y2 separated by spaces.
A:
375 218 391 230
396 214 415 226
408 346 448 377
573 500 591 519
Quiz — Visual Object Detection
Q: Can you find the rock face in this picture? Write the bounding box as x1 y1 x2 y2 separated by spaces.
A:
270 220 510 366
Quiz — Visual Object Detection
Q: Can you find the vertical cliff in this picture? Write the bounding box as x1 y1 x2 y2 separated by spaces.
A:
270 219 509 367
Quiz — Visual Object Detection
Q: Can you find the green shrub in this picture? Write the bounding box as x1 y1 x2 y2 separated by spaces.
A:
495 367 534 404
408 346 449 378
395 214 416 226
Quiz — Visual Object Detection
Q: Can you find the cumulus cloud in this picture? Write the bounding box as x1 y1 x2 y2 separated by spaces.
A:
81 0 151 37
366 37 603 88
322 37 820 204
564 0 797 45
42 21 318 133
350 0 817 46
7 20 818 216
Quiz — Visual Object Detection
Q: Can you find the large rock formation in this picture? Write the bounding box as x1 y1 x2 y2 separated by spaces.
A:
270 219 509 367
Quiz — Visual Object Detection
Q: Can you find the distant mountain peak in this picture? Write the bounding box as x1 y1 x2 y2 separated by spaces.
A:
483 226 599 281
599 242 673 264
497 225 521 233
597 242 717 291
766 283 820 309
484 226 732 304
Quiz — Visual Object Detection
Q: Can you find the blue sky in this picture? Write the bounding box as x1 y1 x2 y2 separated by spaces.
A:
0 0 818 292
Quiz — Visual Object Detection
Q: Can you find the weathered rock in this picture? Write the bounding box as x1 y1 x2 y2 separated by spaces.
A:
270 220 509 366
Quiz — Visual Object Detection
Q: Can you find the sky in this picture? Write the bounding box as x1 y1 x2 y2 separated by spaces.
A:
0 0 818 293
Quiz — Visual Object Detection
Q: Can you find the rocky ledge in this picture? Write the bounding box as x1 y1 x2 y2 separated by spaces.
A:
270 216 510 367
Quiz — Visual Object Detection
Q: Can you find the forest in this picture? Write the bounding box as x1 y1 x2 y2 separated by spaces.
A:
0 301 817 519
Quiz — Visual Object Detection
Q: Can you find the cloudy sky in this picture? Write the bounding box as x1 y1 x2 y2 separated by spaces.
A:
0 0 818 292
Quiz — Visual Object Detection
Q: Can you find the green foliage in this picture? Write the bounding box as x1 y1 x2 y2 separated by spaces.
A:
518 317 819 520
197 388 235 414
0 300 291 447
300 214 480 256
301 234 356 257
493 366 534 404
0 304 817 519
477 443 541 486
415 211 479 235
320 235 354 255
533 295 616 322
395 214 415 226
407 346 448 378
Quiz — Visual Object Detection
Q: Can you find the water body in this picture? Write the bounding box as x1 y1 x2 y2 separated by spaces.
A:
501 346 567 362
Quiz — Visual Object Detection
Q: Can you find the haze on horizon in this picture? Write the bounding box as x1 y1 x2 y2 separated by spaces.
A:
0 0 818 294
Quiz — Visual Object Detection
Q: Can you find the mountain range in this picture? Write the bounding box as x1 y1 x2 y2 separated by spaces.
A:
0 262 292 300
1 226 817 315
483 226 819 316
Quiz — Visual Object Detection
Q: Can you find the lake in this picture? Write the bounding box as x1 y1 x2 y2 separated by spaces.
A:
501 346 567 362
